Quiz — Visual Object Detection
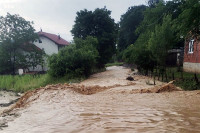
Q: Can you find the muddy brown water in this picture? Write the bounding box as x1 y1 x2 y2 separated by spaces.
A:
1 66 200 133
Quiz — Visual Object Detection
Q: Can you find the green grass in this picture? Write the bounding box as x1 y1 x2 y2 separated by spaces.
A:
105 62 124 67
153 67 200 90
166 67 200 79
0 74 84 93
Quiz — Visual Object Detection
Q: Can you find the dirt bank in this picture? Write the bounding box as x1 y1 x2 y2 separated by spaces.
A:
0 91 20 114
1 66 200 133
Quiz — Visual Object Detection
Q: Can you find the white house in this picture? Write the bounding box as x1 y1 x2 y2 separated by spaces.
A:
34 31 70 55
28 31 70 72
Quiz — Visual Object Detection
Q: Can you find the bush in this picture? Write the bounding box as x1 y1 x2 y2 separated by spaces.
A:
48 36 99 78
123 43 155 73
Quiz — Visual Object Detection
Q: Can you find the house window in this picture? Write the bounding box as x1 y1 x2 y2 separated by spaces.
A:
188 39 194 53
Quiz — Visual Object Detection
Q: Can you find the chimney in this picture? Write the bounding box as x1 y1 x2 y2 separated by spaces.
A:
58 34 61 39
40 28 42 32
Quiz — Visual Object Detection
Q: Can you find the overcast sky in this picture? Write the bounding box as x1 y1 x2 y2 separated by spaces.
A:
0 0 147 41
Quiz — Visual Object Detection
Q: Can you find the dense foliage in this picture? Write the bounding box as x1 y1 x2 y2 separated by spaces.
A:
71 8 118 68
175 0 200 38
118 5 146 51
122 0 200 73
0 13 44 74
48 37 99 77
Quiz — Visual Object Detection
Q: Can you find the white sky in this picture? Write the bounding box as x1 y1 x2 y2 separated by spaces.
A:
0 0 147 41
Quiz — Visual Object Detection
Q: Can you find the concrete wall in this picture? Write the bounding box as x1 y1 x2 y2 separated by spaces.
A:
183 62 200 74
183 39 200 73
34 36 59 55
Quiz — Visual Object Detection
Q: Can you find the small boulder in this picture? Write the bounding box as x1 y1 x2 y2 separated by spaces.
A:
126 76 134 81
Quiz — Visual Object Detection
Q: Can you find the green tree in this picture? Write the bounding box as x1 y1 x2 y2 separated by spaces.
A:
175 0 200 38
0 13 38 74
123 31 155 73
118 5 146 51
71 8 118 68
148 15 175 67
26 46 46 71
148 0 160 7
48 37 99 77
137 1 166 33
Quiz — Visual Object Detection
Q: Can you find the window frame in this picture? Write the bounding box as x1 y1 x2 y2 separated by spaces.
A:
188 39 194 54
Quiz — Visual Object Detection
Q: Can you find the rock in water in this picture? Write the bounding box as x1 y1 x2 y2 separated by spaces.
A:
126 76 134 81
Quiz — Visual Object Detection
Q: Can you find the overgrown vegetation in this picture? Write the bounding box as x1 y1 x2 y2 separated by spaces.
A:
0 74 84 93
120 0 200 90
0 0 199 92
48 36 99 78
0 13 45 74
105 62 123 67
137 67 200 90
71 7 118 68
118 5 146 51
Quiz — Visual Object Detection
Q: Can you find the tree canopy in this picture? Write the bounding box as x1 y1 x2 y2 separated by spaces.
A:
0 13 42 74
175 0 200 38
71 8 118 67
118 5 146 51
122 0 194 73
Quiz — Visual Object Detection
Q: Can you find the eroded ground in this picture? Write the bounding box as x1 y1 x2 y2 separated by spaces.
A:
0 91 20 114
1 66 200 133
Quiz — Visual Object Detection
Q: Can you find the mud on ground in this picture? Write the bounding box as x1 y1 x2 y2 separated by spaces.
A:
1 66 200 133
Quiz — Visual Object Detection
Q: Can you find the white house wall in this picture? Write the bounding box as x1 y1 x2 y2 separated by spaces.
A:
34 36 59 55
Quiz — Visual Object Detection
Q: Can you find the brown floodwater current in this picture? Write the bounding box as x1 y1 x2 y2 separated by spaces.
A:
1 66 200 133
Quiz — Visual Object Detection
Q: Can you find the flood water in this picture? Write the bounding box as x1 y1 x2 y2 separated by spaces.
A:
1 66 200 133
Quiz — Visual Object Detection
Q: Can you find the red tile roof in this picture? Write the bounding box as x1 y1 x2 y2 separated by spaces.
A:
38 31 70 46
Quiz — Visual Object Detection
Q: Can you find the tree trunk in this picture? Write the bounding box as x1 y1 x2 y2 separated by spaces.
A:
172 72 175 80
13 50 16 75
165 72 168 82
181 71 183 80
194 73 199 85
154 72 156 85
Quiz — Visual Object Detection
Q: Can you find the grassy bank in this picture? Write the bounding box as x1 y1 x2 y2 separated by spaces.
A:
105 62 123 67
0 74 84 93
143 67 200 90
165 67 200 90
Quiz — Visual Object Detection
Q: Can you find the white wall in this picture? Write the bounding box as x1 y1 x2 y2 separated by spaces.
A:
28 36 59 72
34 36 59 55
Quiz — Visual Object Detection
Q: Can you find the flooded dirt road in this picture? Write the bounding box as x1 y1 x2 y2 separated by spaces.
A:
1 66 200 133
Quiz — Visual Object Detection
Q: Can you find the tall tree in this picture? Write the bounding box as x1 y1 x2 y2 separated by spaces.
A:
148 0 160 7
136 1 166 33
71 8 118 67
148 15 175 67
175 0 200 38
0 13 38 74
118 5 146 51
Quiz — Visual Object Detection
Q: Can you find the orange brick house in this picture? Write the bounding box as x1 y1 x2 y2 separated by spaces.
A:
183 37 200 73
